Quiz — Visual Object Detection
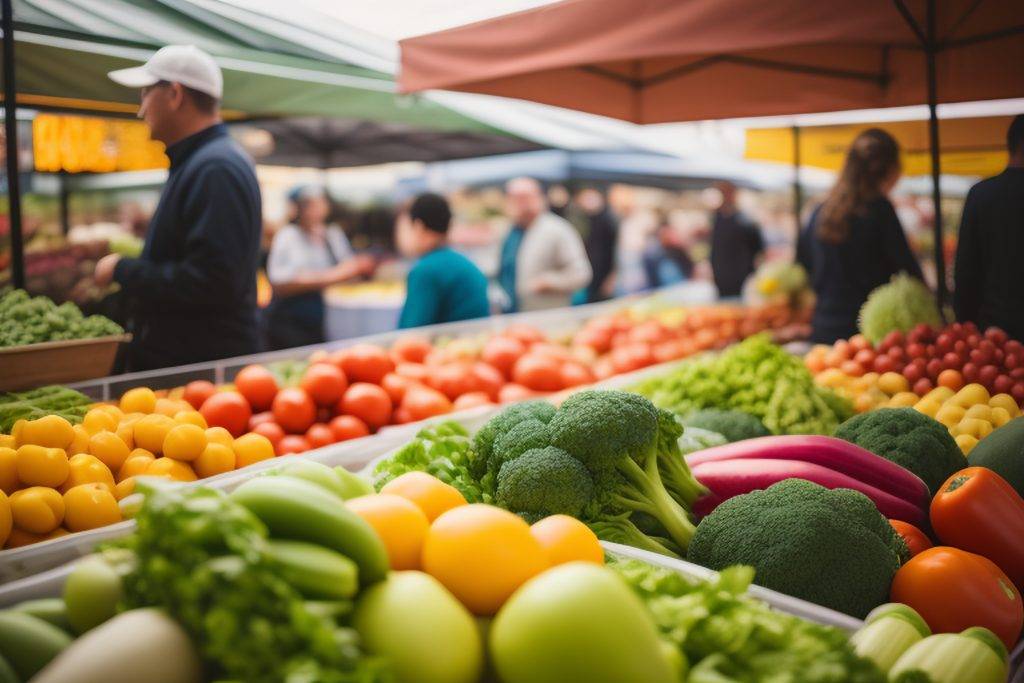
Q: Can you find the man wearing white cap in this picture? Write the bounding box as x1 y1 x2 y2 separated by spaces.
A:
95 45 262 370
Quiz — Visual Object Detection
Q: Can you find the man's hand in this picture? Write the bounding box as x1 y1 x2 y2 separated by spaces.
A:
94 253 122 287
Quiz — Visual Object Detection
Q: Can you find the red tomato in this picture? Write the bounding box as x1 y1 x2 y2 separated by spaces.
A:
233 365 279 412
453 391 493 411
339 383 392 430
277 435 311 456
272 387 317 434
530 342 572 361
248 411 276 430
560 361 596 388
402 385 454 422
481 336 527 378
395 362 430 383
391 335 433 364
428 362 478 400
593 357 616 380
512 354 564 392
573 327 613 354
610 344 654 374
853 348 876 366
392 407 414 424
628 320 669 345
339 344 395 385
502 323 545 346
305 423 336 449
913 377 934 395
200 392 252 437
251 421 285 448
329 415 370 442
183 380 217 410
471 362 505 400
498 383 540 403
300 363 348 407
381 372 418 404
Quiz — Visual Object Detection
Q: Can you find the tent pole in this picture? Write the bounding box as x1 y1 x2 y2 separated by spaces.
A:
924 0 947 311
2 0 25 290
791 125 803 229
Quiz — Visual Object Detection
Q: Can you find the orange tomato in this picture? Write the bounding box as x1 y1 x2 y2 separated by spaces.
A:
233 365 279 412
251 421 285 448
889 519 933 557
329 415 370 442
381 372 418 404
346 494 430 570
305 423 336 449
339 344 395 385
182 380 217 410
512 354 564 392
200 392 252 437
402 385 454 422
340 383 393 430
422 504 549 616
530 515 603 566
481 336 526 378
395 362 430 383
232 433 276 469
891 546 1023 648
276 435 311 456
391 335 433 364
272 388 317 434
937 369 965 391
453 392 493 411
300 363 348 407
380 471 467 522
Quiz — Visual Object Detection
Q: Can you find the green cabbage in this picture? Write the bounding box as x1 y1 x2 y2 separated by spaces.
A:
858 274 942 344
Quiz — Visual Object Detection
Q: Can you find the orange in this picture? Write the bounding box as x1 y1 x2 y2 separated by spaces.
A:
231 433 275 469
173 410 208 429
16 445 69 488
60 453 115 493
133 414 175 454
118 450 155 481
114 422 135 450
89 430 131 471
347 494 430 570
120 387 157 414
10 486 65 534
380 471 467 522
205 426 234 447
530 515 603 566
162 424 207 462
114 477 136 500
82 408 118 436
421 504 548 615
145 457 197 482
193 443 236 479
67 425 91 455
63 483 121 532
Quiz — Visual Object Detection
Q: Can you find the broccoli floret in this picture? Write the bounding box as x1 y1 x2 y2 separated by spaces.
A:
472 400 556 475
679 409 770 443
496 447 594 522
490 418 552 474
588 514 683 559
687 479 908 618
835 408 966 495
550 390 699 552
655 409 709 508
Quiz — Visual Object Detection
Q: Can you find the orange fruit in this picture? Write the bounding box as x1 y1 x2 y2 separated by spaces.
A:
119 387 157 414
205 426 234 447
194 443 236 479
145 457 197 482
174 410 208 429
82 408 118 436
10 487 65 534
89 430 131 471
380 471 467 522
347 494 430 570
162 424 207 462
60 453 115 494
133 414 175 454
114 477 136 500
530 515 603 566
118 450 155 481
421 504 548 615
63 483 121 532
231 433 275 469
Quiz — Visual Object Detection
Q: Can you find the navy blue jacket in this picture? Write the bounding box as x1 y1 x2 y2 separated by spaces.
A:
114 123 262 371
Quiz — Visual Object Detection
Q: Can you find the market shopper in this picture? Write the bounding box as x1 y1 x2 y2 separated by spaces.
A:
498 177 592 312
95 45 262 370
265 186 375 349
797 128 924 344
709 181 764 298
576 187 619 303
954 114 1024 341
396 193 490 328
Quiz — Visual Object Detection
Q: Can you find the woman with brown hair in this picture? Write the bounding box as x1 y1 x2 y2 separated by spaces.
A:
797 128 924 343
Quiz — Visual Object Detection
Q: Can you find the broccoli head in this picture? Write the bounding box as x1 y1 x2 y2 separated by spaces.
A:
687 479 908 618
679 409 770 443
835 408 966 495
472 400 556 475
495 446 594 522
549 390 659 471
490 418 552 474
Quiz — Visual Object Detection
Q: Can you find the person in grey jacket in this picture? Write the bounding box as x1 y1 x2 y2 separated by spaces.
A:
497 177 592 312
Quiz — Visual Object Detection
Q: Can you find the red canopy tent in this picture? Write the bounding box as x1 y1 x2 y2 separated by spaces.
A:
400 0 1024 305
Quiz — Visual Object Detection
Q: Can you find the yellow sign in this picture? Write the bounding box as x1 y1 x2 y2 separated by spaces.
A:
32 114 168 173
745 116 1011 178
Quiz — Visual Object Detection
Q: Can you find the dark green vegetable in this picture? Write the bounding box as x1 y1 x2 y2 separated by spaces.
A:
0 289 122 347
496 446 594 522
0 385 92 432
687 479 908 618
967 417 1024 499
472 400 556 474
835 408 966 495
679 409 770 443
491 419 552 474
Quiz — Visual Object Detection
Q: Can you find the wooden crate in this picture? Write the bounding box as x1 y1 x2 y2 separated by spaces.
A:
0 335 130 391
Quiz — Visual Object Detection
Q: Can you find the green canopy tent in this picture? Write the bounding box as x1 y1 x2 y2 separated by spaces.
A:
0 0 531 287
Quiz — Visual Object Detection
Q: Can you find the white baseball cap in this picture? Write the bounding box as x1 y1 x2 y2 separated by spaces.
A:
108 45 223 99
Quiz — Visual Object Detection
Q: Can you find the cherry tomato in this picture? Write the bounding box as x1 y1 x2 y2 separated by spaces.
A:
305 423 336 449
402 385 454 422
452 391 493 411
481 336 527 378
339 344 395 385
233 365 279 412
183 380 217 410
512 354 564 392
391 335 433 364
200 392 252 437
251 421 285 448
329 415 370 442
300 363 348 407
272 387 317 434
381 372 418 404
339 383 392 430
276 435 311 456
248 411 276 430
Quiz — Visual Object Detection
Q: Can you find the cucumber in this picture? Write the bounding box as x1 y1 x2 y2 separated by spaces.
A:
274 461 350 500
265 539 359 600
335 466 375 499
10 599 72 633
0 611 72 679
0 653 19 683
230 476 388 585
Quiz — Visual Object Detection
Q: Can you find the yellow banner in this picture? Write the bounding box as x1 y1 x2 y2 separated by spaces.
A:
745 116 1011 178
32 114 168 173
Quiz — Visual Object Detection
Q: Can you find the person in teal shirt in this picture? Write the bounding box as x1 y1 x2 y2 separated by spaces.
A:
396 193 491 329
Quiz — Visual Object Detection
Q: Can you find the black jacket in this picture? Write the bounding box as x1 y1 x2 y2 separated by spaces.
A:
710 209 763 297
954 167 1024 341
797 197 922 344
114 123 262 371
